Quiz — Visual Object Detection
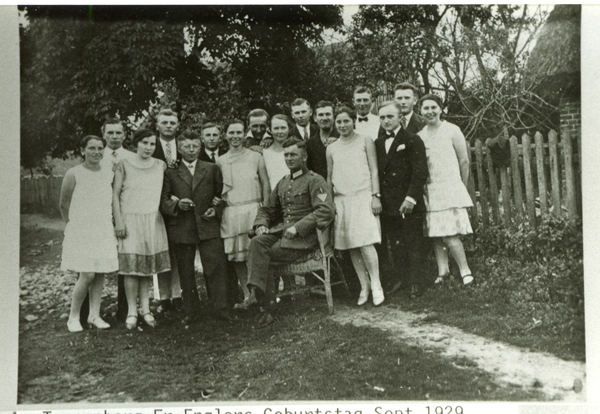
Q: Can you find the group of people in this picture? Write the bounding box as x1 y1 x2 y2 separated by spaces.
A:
59 82 474 332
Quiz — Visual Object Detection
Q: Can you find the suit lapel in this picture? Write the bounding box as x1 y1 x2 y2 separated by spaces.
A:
383 132 406 170
192 161 207 192
177 163 193 188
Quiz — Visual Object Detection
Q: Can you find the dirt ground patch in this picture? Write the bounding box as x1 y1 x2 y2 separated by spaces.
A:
17 214 585 403
331 305 586 402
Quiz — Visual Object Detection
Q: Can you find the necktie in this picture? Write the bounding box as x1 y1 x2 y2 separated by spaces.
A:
165 142 173 164
303 126 309 140
112 150 118 164
358 117 368 123
187 162 194 173
210 151 216 162
400 116 407 129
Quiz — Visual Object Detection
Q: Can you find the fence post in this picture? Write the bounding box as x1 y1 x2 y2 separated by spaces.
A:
561 128 577 223
466 142 478 231
500 167 512 226
521 133 536 228
485 147 500 224
548 130 561 216
509 136 524 221
534 132 548 216
474 140 489 227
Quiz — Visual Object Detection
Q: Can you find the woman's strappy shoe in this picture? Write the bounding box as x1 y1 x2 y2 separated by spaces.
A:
125 315 138 330
140 312 157 328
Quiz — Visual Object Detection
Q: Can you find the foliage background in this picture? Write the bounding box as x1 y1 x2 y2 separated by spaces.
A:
20 5 578 174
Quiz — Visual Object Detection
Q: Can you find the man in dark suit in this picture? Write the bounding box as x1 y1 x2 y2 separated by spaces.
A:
306 100 339 179
198 122 227 163
376 101 429 298
289 98 320 141
160 130 233 322
245 139 335 325
153 108 183 167
377 83 426 138
152 108 183 313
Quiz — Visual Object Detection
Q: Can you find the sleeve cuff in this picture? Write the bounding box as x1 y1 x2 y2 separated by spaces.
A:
405 196 416 205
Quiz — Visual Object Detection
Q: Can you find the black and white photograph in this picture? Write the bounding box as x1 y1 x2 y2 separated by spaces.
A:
3 2 597 408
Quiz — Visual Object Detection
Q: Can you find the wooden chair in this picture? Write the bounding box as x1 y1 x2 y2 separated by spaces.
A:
269 225 347 314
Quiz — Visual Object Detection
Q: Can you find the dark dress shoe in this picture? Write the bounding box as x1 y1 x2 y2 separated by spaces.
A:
160 299 173 313
215 309 238 322
172 297 184 312
410 285 423 299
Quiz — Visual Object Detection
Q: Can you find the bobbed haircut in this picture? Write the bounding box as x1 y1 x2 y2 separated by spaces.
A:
80 135 106 150
225 119 245 133
394 82 419 97
101 118 125 135
418 93 444 110
271 114 294 129
177 130 201 142
132 128 156 147
334 105 357 121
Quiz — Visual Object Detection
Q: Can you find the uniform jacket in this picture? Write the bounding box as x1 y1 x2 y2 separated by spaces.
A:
375 127 428 216
160 160 224 243
253 168 335 249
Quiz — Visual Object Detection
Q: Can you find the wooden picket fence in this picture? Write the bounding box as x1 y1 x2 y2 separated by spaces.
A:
465 128 581 230
21 175 64 216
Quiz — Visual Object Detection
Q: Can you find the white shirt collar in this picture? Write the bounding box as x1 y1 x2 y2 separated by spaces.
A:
205 148 218 158
403 112 413 126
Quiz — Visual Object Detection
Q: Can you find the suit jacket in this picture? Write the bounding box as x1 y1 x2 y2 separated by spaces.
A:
375 128 428 216
160 161 224 243
198 147 228 164
289 123 320 141
306 128 339 179
377 112 426 139
153 138 182 166
253 169 334 249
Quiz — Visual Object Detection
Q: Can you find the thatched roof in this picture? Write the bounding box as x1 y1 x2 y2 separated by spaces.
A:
528 5 580 78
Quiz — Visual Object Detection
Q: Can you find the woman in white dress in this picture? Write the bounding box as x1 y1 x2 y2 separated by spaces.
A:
263 114 295 191
113 128 171 329
326 105 384 306
59 135 119 332
417 94 474 286
216 120 270 309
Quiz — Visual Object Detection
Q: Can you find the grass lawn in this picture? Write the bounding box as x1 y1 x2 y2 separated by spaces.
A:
17 218 581 403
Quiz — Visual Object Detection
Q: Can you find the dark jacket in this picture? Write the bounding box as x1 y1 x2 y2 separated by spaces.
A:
377 112 426 138
289 123 320 141
306 128 340 179
153 138 182 167
160 161 224 243
375 127 428 216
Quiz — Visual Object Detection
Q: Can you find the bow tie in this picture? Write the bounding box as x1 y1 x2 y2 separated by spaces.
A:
358 116 369 123
386 132 395 139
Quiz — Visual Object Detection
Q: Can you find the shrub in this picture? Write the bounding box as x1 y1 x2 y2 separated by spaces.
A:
469 215 583 308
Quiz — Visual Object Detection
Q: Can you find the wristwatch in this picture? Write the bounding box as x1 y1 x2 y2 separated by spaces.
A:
372 193 381 198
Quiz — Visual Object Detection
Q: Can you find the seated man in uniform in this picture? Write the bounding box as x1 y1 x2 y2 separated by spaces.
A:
245 138 335 326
